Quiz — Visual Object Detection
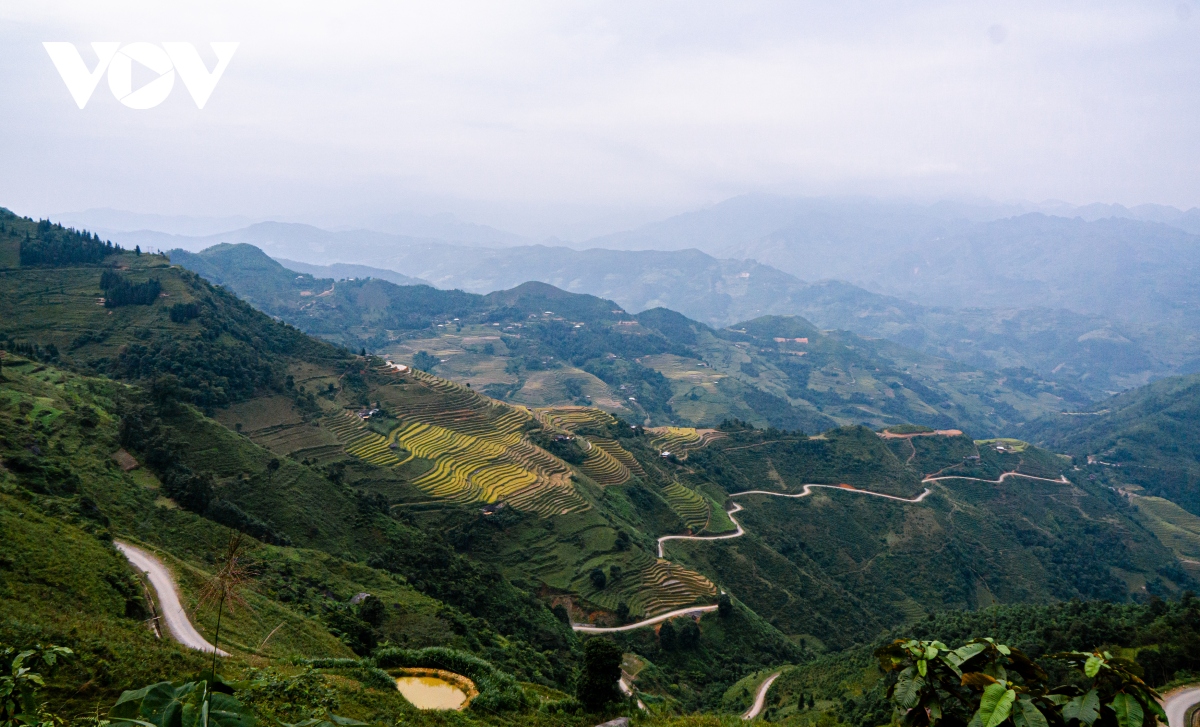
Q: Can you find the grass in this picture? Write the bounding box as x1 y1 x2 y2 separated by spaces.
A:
1132 496 1200 560
704 499 737 535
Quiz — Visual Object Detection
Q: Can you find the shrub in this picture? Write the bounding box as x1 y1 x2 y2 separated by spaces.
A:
169 302 201 323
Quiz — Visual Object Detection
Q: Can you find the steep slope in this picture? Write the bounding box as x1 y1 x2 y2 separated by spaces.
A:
0 355 574 718
1022 373 1200 514
0 217 796 707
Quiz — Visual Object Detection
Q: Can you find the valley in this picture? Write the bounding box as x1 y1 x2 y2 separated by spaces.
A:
2 210 1200 723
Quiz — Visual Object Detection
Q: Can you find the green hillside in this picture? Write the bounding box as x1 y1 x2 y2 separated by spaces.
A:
0 355 565 720
3 211 1199 723
167 242 1085 436
1022 372 1200 514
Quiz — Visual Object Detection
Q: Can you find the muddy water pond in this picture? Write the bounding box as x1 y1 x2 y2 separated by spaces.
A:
394 674 470 710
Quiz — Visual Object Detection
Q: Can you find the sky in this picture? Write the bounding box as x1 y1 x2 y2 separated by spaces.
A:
1 1 1198 239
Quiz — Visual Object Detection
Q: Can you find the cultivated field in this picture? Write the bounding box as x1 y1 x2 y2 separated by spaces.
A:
327 368 590 517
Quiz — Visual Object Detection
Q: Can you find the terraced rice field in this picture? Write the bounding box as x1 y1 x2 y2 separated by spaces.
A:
589 550 717 617
588 437 646 478
328 369 589 517
659 481 711 532
535 406 646 484
250 422 340 458
325 412 404 468
1134 496 1200 560
536 406 617 432
578 442 633 485
648 427 726 457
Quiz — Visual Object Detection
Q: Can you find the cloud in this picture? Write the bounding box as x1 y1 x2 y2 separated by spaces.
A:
1 0 1197 235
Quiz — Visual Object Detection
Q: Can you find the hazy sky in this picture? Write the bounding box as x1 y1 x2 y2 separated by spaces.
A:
1 1 1198 238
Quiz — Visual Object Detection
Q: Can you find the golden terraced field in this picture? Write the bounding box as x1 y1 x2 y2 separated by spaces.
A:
326 368 590 516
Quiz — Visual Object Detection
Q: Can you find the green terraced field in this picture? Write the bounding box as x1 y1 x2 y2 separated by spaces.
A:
1133 496 1200 560
535 405 618 432
583 549 718 618
578 441 633 485
659 480 712 532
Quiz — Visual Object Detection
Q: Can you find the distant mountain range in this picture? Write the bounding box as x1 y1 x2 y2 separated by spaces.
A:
166 243 1092 436
96 196 1200 397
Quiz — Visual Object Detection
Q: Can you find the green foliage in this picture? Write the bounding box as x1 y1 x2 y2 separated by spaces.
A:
100 271 162 307
16 216 117 267
109 680 254 727
169 302 201 323
0 644 72 727
718 593 733 618
530 430 588 465
278 714 367 727
575 639 622 711
411 351 438 372
877 637 1165 727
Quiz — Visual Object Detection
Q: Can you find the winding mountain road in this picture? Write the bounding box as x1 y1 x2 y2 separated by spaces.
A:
657 503 746 557
734 483 933 503
575 471 1064 633
742 672 781 720
923 472 1069 485
115 541 228 656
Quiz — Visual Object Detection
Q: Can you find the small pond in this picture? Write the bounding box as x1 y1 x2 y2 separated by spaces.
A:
395 674 470 710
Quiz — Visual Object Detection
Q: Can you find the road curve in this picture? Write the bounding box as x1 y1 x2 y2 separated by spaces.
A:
658 503 746 557
573 604 719 633
735 484 933 503
743 672 781 720
1163 685 1200 727
922 472 1069 485
115 541 228 656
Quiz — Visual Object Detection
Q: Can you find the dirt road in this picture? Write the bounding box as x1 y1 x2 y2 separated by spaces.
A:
742 672 781 720
115 541 228 656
